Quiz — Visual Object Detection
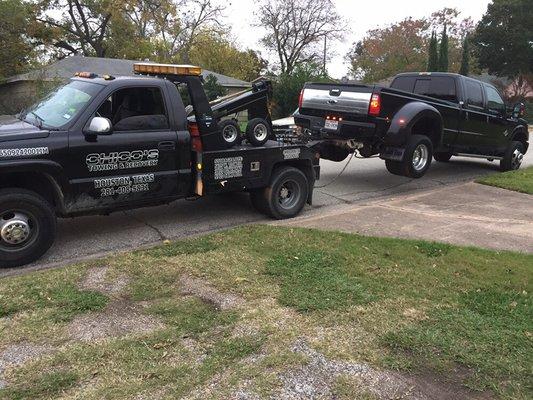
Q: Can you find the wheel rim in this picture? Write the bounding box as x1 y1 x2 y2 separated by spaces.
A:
253 124 268 142
0 210 38 252
412 144 429 172
277 179 301 210
511 148 524 170
222 125 238 143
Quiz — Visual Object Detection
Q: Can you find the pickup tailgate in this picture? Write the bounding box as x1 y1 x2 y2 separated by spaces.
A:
301 83 374 116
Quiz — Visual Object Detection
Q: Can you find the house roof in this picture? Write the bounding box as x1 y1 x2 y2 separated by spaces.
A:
4 56 251 88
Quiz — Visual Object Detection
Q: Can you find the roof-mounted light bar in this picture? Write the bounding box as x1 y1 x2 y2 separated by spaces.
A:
133 63 202 76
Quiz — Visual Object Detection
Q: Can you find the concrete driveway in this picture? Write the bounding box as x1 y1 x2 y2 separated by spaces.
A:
1 150 532 277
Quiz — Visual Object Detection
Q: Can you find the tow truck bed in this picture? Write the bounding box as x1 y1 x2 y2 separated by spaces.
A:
199 141 320 197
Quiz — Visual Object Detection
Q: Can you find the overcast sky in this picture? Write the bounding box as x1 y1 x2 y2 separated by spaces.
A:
223 0 491 78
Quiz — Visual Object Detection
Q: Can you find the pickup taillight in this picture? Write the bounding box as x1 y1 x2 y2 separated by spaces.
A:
298 89 304 109
368 93 381 116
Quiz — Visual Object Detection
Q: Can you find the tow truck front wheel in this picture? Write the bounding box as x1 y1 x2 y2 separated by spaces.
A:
0 189 56 268
250 167 309 219
386 135 433 179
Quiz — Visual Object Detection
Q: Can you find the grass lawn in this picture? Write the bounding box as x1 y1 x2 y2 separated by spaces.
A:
0 226 531 399
477 166 533 194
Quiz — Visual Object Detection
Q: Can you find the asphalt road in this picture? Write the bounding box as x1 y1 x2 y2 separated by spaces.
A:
2 150 532 277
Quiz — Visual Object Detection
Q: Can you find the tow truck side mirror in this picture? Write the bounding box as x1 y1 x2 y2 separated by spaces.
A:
86 117 112 135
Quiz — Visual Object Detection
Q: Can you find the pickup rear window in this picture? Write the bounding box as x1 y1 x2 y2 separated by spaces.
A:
391 76 457 102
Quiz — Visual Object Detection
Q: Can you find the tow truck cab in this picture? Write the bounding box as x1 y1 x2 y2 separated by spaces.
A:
0 63 319 268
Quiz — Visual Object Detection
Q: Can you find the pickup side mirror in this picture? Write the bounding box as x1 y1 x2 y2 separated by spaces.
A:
512 102 526 119
86 117 112 135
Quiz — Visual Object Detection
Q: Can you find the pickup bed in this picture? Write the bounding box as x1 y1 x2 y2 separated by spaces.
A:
0 63 319 267
295 72 529 178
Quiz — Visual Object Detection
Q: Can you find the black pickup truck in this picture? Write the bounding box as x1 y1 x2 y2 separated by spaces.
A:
295 72 529 178
0 63 319 267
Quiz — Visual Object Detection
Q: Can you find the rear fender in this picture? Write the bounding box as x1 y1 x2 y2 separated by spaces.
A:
385 102 443 147
511 125 529 151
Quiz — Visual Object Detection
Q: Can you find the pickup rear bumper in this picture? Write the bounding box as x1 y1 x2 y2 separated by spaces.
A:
294 113 377 141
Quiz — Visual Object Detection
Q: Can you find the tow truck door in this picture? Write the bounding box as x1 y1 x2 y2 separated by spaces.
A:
66 83 182 211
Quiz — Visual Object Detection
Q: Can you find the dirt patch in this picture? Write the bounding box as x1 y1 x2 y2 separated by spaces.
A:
0 342 56 388
180 275 244 310
79 266 129 296
275 339 492 400
67 300 163 342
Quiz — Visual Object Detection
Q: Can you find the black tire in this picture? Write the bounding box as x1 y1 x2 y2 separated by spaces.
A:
246 118 272 147
434 152 453 162
251 167 309 219
219 120 242 148
385 135 433 179
0 189 56 268
500 141 525 171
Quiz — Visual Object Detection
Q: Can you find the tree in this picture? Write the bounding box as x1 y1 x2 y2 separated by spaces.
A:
348 18 429 83
427 31 439 71
0 0 35 80
188 31 268 81
438 24 449 72
152 0 226 63
203 74 227 101
257 0 346 74
472 0 532 78
459 35 469 76
347 7 477 82
272 63 332 119
35 0 117 58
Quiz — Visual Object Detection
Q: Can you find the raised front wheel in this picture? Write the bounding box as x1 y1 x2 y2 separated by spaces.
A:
500 141 525 171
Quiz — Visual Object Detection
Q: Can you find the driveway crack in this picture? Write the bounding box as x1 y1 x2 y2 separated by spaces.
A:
123 211 167 241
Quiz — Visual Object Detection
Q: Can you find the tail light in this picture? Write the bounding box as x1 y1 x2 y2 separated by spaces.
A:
298 89 304 109
368 93 381 116
188 122 203 152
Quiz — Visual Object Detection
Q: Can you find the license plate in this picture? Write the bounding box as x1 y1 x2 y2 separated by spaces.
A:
324 120 339 130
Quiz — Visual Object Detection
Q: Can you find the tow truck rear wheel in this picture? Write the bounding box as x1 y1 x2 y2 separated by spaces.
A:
219 120 242 148
0 189 56 268
246 118 272 147
385 135 433 179
250 167 309 219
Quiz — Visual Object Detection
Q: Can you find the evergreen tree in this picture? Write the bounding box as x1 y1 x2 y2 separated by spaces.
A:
438 24 449 72
427 31 439 71
459 36 470 76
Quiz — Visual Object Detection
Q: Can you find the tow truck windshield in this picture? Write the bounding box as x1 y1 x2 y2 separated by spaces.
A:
21 80 102 129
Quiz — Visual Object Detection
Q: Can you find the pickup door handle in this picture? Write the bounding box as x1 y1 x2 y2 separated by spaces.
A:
158 141 176 150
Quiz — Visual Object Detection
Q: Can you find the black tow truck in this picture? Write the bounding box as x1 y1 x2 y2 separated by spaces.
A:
0 63 320 267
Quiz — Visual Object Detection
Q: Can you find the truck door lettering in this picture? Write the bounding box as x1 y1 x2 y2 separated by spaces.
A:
86 149 159 172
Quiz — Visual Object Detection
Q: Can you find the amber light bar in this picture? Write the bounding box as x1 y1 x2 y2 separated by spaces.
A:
133 63 202 76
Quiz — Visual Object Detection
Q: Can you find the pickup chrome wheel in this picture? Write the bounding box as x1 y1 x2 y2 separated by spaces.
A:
0 189 56 268
412 143 429 172
500 141 525 172
386 135 433 179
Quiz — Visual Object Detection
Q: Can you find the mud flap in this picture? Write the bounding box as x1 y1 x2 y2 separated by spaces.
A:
380 147 405 161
